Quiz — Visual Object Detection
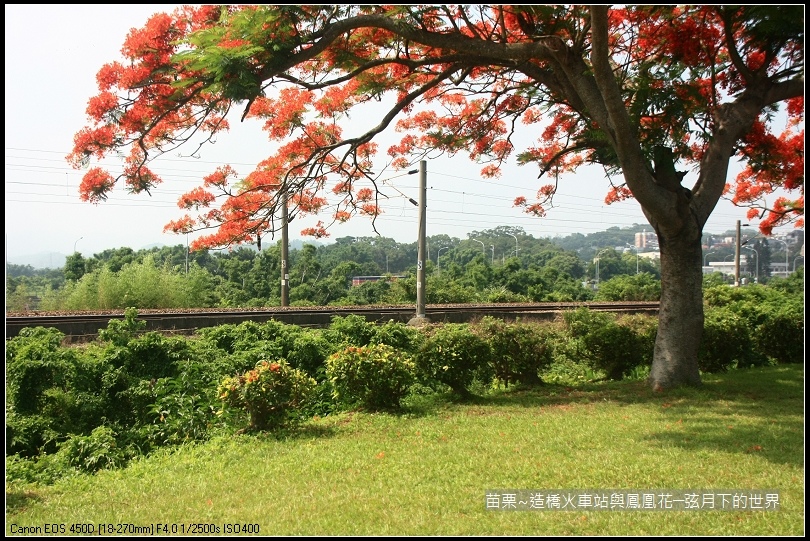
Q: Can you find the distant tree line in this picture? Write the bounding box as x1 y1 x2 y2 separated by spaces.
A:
6 225 801 312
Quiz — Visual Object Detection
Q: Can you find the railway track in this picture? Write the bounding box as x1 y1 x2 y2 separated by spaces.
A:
6 301 659 342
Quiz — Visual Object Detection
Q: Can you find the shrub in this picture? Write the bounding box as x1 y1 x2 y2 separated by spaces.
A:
415 324 492 396
218 360 317 431
56 426 128 474
5 412 57 458
6 334 78 415
561 308 648 380
197 319 298 355
113 331 190 380
147 359 225 447
326 314 377 346
475 317 554 386
97 307 146 346
289 330 337 376
484 287 530 303
326 344 416 411
616 313 658 374
699 307 754 373
6 452 74 486
751 304 804 365
371 320 423 353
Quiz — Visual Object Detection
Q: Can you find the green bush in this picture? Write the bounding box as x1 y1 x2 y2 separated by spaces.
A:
699 307 755 373
326 344 416 410
112 332 190 380
326 314 377 346
751 304 804 365
6 327 70 414
289 330 337 376
218 360 317 431
56 426 128 474
5 412 58 458
415 324 492 396
703 282 803 366
484 287 530 303
616 313 658 372
426 282 478 304
197 319 298 355
6 452 75 486
371 320 423 353
97 307 146 346
475 317 554 386
561 308 648 380
147 359 225 447
228 341 287 374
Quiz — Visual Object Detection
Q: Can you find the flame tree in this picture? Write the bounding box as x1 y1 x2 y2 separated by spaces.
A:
68 5 804 389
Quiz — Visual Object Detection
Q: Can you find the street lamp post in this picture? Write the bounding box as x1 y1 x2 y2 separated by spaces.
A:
471 239 485 256
734 221 751 287
506 233 518 259
490 245 495 265
73 236 83 253
704 251 716 267
743 246 759 283
594 248 612 288
770 237 789 278
437 246 449 274
626 243 639 274
793 255 804 272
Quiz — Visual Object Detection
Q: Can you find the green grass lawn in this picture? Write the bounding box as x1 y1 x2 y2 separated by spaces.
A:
6 365 804 535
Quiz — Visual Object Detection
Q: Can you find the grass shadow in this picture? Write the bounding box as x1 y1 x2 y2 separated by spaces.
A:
439 365 805 467
5 487 43 515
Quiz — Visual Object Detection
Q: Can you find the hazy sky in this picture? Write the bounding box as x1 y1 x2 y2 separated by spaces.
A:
4 4 791 260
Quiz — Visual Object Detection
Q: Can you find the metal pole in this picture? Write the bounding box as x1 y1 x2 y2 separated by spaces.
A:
472 239 485 256
734 220 741 287
416 160 427 319
596 258 599 287
627 242 639 273
507 233 518 258
281 190 289 307
437 246 449 274
744 246 759 283
772 237 789 278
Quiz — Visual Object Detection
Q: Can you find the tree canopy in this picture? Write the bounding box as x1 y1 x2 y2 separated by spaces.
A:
67 5 803 247
68 5 804 389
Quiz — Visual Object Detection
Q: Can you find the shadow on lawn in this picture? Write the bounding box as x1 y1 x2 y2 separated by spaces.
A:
5 487 43 515
433 365 805 467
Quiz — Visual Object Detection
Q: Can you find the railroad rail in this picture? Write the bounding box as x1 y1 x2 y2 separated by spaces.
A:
6 302 659 342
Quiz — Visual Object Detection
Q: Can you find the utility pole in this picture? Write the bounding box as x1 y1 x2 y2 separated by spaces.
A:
410 160 428 325
734 220 741 287
281 190 289 306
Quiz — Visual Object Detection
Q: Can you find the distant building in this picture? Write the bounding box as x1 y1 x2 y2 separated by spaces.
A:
703 256 748 276
634 230 658 250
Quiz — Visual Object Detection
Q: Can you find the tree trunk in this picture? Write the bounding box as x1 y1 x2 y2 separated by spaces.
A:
648 223 704 390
